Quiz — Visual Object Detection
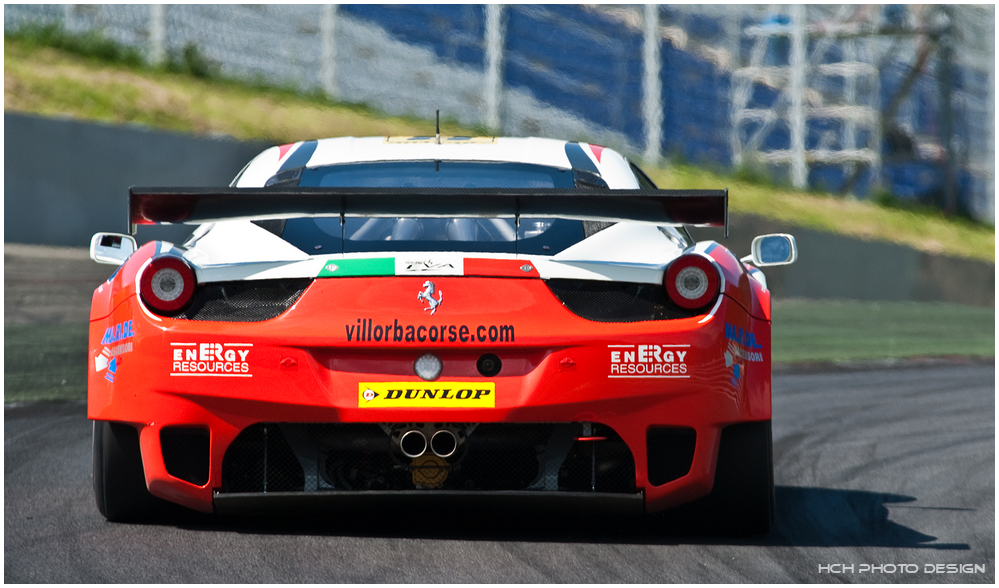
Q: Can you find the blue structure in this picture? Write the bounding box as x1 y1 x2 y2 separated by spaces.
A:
338 4 986 216
4 3 987 218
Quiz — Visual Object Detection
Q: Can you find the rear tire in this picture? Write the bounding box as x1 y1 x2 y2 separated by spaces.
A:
708 420 775 535
659 420 774 536
92 421 170 522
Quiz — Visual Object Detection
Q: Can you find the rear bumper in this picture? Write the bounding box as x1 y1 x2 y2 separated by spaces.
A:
92 386 769 515
89 280 772 515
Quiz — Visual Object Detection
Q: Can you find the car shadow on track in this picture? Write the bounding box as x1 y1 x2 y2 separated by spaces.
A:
157 486 969 549
767 486 969 550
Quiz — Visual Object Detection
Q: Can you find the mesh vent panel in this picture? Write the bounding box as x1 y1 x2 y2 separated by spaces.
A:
160 427 210 486
177 279 311 322
222 424 305 493
220 422 636 494
545 279 699 322
647 427 697 486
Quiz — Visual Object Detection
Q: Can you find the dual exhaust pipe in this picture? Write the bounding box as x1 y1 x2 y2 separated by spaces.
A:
399 427 459 459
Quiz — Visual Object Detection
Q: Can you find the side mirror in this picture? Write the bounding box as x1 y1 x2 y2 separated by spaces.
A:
745 234 797 266
90 232 137 265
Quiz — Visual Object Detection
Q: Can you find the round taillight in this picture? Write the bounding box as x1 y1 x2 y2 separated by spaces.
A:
140 256 196 314
664 254 719 310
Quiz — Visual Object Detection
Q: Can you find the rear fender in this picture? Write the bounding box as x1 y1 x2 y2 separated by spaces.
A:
700 242 769 321
90 241 158 321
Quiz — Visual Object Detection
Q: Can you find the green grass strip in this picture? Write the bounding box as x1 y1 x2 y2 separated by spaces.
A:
646 164 994 263
5 323 89 403
772 299 995 362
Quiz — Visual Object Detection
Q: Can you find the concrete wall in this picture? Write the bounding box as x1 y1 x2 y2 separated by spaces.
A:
689 216 994 308
5 113 993 307
4 112 270 247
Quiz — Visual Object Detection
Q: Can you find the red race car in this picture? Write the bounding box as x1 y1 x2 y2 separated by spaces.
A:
88 136 796 533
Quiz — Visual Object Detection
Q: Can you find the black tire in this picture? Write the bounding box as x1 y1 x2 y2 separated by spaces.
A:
92 421 171 522
708 420 775 535
658 420 774 536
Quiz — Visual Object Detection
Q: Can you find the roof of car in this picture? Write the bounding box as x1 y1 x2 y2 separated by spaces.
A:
309 136 575 168
234 136 640 189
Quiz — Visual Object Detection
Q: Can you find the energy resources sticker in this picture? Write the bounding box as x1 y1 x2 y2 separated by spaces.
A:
359 382 495 408
608 343 690 378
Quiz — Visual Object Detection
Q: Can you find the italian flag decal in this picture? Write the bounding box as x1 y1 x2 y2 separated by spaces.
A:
318 258 395 277
317 257 540 278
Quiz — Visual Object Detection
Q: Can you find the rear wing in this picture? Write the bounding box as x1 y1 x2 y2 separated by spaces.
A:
128 187 729 237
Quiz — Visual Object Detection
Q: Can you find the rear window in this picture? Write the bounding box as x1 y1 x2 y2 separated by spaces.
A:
300 160 570 189
272 161 590 255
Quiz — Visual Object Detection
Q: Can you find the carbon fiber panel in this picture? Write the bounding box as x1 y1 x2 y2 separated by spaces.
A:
545 279 699 322
176 279 311 322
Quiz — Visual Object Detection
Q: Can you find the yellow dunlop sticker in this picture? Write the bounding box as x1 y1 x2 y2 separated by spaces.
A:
359 382 495 408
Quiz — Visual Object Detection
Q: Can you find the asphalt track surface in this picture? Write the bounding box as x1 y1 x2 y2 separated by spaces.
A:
5 364 994 583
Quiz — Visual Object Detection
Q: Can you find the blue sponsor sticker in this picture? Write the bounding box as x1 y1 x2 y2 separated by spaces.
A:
725 323 762 349
101 320 135 345
724 323 765 387
105 357 118 382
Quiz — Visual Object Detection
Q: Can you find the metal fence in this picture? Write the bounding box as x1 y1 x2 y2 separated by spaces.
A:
5 4 993 223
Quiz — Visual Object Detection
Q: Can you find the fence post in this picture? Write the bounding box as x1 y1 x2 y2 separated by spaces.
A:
934 6 958 214
484 4 504 132
989 15 996 224
321 5 339 99
149 4 166 66
788 4 808 190
62 5 75 32
843 36 857 193
728 12 744 169
642 4 663 163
